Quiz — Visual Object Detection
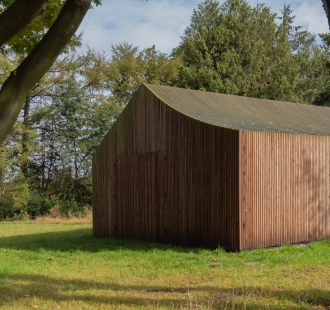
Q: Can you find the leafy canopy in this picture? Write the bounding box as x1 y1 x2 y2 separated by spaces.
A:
0 0 101 55
172 0 330 104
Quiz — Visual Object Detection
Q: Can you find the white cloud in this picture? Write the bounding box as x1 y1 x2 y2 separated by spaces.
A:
294 1 328 35
78 0 329 55
244 0 328 34
79 0 199 55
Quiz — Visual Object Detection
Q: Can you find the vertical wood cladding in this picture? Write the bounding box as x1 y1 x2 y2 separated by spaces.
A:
93 84 330 250
93 85 240 250
240 131 330 250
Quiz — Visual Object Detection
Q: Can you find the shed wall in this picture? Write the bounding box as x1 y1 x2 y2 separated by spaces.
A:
93 85 240 250
240 130 330 249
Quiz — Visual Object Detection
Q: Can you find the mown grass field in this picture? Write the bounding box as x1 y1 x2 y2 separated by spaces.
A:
0 216 330 309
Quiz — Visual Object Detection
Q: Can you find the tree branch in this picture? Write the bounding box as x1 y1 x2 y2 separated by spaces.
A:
0 0 92 145
0 0 49 47
322 0 330 28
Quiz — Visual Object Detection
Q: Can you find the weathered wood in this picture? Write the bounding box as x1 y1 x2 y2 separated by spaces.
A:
93 84 330 251
239 131 330 249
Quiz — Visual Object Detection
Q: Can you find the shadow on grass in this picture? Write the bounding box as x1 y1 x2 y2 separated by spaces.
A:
1 228 330 308
0 227 197 254
0 273 329 309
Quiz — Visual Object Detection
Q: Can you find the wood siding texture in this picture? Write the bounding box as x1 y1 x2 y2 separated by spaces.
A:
93 84 330 251
240 130 330 250
93 85 240 250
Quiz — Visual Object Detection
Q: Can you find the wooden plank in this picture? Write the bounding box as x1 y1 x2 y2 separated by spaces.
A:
92 152 97 236
145 91 152 153
94 83 330 250
239 131 247 250
212 126 220 248
136 86 146 154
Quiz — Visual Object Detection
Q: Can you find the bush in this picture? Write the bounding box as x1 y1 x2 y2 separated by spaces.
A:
7 210 30 221
58 200 89 218
0 182 90 220
0 190 15 220
22 191 50 218
44 197 90 218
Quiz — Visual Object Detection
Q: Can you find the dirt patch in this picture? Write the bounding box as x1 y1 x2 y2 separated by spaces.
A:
245 261 259 266
307 299 330 308
209 262 221 268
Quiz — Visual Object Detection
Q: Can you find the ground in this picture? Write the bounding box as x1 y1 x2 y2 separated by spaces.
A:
0 215 329 309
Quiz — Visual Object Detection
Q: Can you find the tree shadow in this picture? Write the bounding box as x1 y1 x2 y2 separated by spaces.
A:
1 228 329 308
0 227 200 253
0 273 329 309
299 148 330 243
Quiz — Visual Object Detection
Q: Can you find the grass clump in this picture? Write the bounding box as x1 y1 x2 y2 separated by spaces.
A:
0 219 330 309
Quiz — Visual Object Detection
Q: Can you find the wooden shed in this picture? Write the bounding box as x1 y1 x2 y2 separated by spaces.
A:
93 83 330 251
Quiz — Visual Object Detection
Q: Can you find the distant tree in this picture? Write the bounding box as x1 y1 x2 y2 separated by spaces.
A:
0 51 117 209
172 0 329 103
0 43 181 219
84 43 182 107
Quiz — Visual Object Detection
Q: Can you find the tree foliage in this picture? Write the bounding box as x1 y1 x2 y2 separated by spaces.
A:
0 0 101 55
85 42 182 107
0 0 101 145
1 0 330 220
173 0 330 104
0 43 181 220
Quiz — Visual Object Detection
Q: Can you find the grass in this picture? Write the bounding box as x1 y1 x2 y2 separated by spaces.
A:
0 216 330 309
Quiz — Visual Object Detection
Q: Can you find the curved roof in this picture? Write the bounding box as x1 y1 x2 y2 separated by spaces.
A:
145 84 330 136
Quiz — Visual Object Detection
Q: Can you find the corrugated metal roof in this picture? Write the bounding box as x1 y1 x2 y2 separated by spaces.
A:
145 84 330 136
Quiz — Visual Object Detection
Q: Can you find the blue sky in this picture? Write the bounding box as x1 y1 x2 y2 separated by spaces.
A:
78 0 328 55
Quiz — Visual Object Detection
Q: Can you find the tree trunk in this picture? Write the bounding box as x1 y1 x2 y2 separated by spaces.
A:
0 0 92 145
0 0 49 47
322 0 330 28
21 95 31 179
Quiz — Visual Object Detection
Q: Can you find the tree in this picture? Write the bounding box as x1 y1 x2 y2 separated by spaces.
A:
84 43 182 107
322 0 330 28
0 43 181 219
172 0 300 101
30 59 117 204
173 0 330 104
291 32 330 106
0 0 101 145
0 50 118 218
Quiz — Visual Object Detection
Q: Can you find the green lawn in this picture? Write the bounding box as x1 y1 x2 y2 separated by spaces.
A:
0 218 330 309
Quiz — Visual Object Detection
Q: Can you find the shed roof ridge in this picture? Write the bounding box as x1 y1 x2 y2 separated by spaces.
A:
143 83 330 136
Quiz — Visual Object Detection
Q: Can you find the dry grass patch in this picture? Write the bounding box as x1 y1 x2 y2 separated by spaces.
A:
35 210 92 224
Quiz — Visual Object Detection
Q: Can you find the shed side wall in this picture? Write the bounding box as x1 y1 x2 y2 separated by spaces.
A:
165 111 240 250
93 85 240 249
240 130 330 249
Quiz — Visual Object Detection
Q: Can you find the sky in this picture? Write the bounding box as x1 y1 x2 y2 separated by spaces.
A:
78 0 329 56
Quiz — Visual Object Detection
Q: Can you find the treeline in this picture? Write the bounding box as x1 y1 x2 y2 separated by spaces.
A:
1 0 330 220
